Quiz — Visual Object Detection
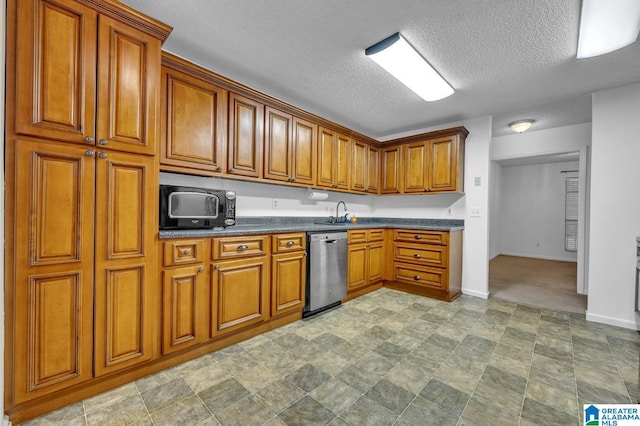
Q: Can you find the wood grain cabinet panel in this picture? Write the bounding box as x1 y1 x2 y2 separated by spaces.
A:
351 140 367 192
367 145 380 194
429 135 463 192
347 230 385 292
317 127 350 190
271 251 306 316
348 244 367 290
160 67 227 173
162 265 207 354
317 127 334 188
228 93 264 178
13 139 95 403
403 140 429 193
291 117 317 186
15 0 98 144
264 107 293 182
210 257 270 337
94 151 157 377
381 145 402 194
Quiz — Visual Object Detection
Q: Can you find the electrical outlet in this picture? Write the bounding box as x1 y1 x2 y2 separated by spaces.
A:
447 208 453 216
470 207 481 217
272 198 278 209
474 177 481 186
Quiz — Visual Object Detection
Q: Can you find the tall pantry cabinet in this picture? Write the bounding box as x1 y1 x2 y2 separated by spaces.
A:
5 0 171 419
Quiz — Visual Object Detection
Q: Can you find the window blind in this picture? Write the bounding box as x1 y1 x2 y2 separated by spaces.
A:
565 177 578 252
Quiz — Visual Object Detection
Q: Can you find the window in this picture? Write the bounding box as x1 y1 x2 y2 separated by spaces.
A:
565 177 579 252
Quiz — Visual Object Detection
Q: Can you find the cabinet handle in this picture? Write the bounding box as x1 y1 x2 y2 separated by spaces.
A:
214 265 220 270
304 251 308 257
414 253 421 259
216 166 222 172
413 275 421 281
84 136 94 143
286 241 295 246
237 244 249 250
183 249 191 255
99 139 108 146
414 235 422 240
85 150 96 157
98 152 107 159
198 267 204 273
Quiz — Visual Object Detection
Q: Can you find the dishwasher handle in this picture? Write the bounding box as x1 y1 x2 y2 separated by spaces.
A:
325 239 338 244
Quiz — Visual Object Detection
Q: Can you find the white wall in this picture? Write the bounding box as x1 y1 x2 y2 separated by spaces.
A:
587 82 640 329
498 161 579 262
489 162 502 259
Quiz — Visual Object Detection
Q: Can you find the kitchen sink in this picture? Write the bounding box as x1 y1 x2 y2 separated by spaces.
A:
313 221 348 226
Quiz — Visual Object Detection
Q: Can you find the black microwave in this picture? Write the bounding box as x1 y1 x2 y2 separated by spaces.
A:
159 185 236 229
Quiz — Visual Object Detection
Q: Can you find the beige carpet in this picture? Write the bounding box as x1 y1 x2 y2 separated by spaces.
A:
489 255 587 314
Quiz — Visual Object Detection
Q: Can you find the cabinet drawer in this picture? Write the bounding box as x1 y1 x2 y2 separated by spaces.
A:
368 229 385 242
394 230 448 245
348 230 368 244
164 240 205 266
393 263 447 290
212 235 269 260
393 243 448 267
272 233 305 253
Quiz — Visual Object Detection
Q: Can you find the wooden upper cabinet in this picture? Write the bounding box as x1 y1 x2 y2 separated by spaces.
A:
15 0 98 144
291 117 317 186
160 66 228 173
367 145 380 194
351 140 367 193
429 135 463 192
317 127 350 190
15 0 165 155
93 151 158 377
264 107 293 182
12 139 95 404
403 140 429 193
381 145 402 194
228 93 264 178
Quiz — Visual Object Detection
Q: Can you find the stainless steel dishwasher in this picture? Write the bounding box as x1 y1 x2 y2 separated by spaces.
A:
303 231 348 318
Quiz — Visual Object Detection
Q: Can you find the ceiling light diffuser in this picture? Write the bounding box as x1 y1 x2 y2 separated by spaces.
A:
509 120 534 133
365 33 454 102
577 0 640 58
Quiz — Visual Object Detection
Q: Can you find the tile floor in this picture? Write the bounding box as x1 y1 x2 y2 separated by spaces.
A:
22 288 640 426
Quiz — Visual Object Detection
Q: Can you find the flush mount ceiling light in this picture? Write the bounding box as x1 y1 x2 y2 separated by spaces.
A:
509 120 534 133
365 33 454 102
577 0 640 58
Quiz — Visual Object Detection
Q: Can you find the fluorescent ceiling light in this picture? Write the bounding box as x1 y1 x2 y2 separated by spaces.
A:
509 120 534 133
365 33 454 102
577 0 640 58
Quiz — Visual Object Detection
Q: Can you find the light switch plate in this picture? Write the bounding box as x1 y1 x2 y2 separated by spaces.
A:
474 177 481 186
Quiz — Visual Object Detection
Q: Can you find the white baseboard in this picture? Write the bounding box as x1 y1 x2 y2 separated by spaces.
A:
462 288 490 299
499 251 578 263
586 311 640 331
3 415 11 426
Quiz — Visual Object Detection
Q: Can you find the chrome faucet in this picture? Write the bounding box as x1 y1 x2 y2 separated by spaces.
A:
336 201 347 223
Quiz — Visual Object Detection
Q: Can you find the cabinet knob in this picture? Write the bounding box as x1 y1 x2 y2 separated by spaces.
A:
99 139 108 146
216 166 222 172
414 253 421 259
84 136 94 143
413 275 421 281
98 152 107 159
214 265 220 270
198 267 204 273
183 249 191 255
85 150 96 157
414 235 422 240
237 244 249 250
286 241 294 246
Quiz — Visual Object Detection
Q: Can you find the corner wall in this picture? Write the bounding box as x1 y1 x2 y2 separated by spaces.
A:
587 82 640 329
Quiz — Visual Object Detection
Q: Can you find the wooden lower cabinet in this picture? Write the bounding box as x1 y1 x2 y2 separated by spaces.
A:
347 230 385 294
385 229 463 301
271 252 306 316
210 257 270 337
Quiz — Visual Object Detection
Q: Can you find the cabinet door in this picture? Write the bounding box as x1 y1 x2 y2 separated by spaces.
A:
350 140 367 192
291 117 317 186
264 107 293 182
94 151 158 376
347 244 367 290
403 141 428 193
335 133 351 190
162 265 207 354
210 258 269 337
367 145 380 194
367 242 385 284
96 15 161 155
317 127 334 188
429 135 459 192
381 146 402 194
15 0 97 144
13 139 95 403
228 93 264 178
271 252 306 316
160 67 228 173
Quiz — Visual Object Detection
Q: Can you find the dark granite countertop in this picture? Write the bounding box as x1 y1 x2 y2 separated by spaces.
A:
159 217 464 239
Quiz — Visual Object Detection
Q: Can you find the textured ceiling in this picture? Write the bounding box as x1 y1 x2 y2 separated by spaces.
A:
121 0 640 140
